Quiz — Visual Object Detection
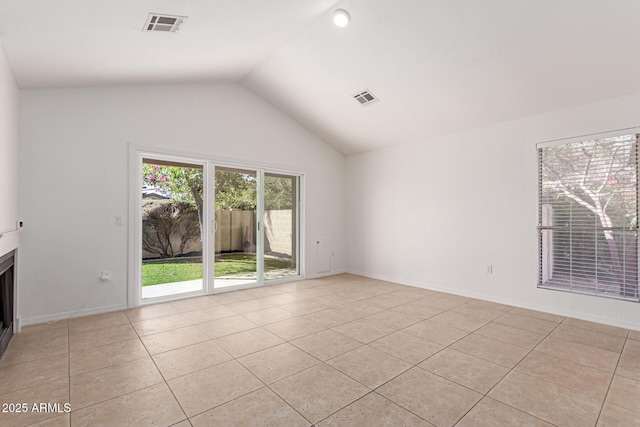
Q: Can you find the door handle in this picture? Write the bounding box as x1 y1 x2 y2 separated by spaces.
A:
212 220 217 233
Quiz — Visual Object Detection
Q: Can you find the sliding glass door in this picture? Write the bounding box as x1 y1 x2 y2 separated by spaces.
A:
140 159 205 299
264 173 300 280
213 166 259 288
135 152 302 302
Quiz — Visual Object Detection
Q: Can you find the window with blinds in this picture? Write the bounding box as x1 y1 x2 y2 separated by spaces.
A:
538 131 639 301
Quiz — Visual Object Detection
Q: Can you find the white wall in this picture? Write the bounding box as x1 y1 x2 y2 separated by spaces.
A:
0 42 19 257
347 92 640 330
18 84 346 324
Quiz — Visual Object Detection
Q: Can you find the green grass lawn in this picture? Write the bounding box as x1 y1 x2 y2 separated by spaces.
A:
142 260 202 286
142 253 293 286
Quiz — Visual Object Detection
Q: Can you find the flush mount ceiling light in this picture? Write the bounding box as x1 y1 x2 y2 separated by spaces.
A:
333 9 351 27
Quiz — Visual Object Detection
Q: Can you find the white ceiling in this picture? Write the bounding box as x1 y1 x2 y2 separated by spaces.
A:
0 0 339 86
2 0 640 154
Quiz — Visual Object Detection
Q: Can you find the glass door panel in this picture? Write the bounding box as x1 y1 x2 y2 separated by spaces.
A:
214 166 258 287
141 159 204 299
263 173 299 280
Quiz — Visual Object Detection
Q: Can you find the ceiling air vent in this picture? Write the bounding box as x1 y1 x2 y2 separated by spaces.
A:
352 89 379 106
143 13 186 33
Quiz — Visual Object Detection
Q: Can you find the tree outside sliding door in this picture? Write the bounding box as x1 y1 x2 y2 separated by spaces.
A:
140 159 205 299
133 151 303 303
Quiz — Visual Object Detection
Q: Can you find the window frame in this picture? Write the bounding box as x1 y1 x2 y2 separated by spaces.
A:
536 127 640 302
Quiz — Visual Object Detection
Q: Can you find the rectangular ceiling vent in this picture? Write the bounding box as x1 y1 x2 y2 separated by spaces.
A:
352 89 379 106
143 13 186 33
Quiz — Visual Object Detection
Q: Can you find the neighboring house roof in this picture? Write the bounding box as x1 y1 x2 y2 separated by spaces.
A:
142 186 170 199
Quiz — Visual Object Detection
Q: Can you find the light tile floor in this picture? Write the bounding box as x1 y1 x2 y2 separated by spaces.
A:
1 273 639 426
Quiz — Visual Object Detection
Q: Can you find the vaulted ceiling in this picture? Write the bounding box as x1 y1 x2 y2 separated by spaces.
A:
1 0 639 154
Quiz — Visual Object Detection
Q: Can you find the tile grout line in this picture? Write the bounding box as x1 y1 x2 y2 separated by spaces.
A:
456 396 560 427
183 367 271 422
69 315 164 418
230 310 400 426
12 275 634 426
68 381 181 423
150 319 356 420
144 333 190 424
312 389 435 427
74 310 181 427
382 308 505 426
282 298 495 425
450 315 566 427
308 300 535 425
593 329 629 426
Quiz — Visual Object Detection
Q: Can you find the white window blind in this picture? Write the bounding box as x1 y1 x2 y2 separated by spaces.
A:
538 131 639 301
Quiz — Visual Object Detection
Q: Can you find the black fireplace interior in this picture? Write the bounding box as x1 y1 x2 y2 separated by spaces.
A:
0 250 15 359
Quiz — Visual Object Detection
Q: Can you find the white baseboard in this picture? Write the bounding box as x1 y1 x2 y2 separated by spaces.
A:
19 303 128 327
17 272 348 327
305 268 347 280
346 269 640 332
19 268 636 332
16 271 349 327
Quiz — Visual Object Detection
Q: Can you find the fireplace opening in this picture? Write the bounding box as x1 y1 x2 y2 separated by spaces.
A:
0 250 15 359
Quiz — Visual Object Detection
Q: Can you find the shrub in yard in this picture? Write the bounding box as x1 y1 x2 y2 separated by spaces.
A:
142 199 200 258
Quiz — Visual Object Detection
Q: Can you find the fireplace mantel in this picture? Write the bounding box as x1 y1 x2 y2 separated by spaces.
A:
0 228 20 259
0 228 19 342
0 249 15 358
